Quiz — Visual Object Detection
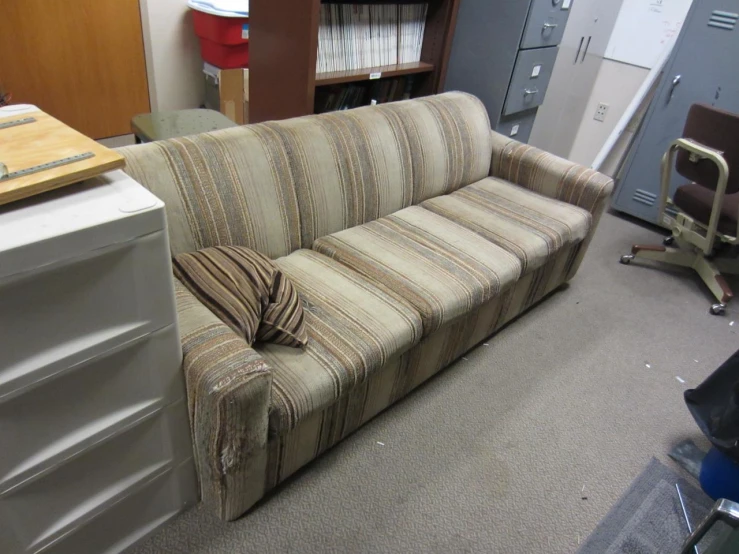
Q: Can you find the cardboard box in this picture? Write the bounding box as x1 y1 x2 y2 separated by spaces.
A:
203 64 249 124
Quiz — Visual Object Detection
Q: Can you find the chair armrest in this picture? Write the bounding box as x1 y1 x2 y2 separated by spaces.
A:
489 131 614 221
174 278 272 520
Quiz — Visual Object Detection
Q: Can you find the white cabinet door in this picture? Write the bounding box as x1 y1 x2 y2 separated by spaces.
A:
530 0 625 156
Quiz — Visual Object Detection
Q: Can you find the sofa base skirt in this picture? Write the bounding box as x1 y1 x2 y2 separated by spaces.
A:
219 242 582 520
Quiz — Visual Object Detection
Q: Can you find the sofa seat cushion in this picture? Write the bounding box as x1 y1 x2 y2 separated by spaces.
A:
422 178 592 273
256 250 423 434
312 206 522 335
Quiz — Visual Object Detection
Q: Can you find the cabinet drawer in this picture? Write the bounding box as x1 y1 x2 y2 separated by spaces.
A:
521 0 571 49
496 108 538 144
11 460 198 554
0 230 176 399
503 46 558 116
0 325 184 493
42 460 197 554
0 402 194 554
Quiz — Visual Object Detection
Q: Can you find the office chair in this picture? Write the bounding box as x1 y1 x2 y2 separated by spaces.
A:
620 103 739 315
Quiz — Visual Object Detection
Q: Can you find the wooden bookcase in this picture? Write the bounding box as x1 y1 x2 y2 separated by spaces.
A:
249 0 461 123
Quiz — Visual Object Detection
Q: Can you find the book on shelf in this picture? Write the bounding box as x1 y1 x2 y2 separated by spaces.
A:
315 75 417 113
316 4 428 74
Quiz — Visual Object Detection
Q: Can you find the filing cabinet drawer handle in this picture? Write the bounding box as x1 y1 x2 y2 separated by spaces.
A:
523 88 539 97
542 22 558 30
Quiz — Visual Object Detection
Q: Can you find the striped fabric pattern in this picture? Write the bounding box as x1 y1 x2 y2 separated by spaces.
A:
260 242 579 498
120 128 302 258
258 250 423 433
421 178 591 273
256 91 493 247
490 131 613 280
119 92 493 257
128 96 617 522
173 246 307 348
488 133 614 282
381 93 493 204
313 206 522 335
490 131 614 218
174 280 273 520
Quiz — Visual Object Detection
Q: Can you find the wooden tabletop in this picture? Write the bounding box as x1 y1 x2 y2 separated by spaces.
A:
0 107 125 207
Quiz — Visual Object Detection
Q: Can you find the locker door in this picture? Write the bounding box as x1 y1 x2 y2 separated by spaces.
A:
530 0 625 157
612 2 739 224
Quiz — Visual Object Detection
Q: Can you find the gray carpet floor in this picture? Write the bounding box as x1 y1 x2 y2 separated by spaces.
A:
131 211 738 554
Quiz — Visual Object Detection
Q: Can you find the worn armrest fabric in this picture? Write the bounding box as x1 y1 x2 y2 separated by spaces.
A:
174 279 272 520
489 131 614 221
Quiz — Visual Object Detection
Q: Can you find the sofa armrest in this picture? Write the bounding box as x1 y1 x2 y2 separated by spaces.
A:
489 131 614 221
174 278 272 520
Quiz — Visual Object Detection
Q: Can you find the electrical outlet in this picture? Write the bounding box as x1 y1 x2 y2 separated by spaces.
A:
594 103 609 122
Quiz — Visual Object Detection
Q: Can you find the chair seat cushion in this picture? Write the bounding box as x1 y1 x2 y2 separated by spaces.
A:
674 183 739 237
312 206 522 335
256 250 423 433
422 178 592 274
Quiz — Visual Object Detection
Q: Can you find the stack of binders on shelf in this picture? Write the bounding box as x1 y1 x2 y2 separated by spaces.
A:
317 4 428 74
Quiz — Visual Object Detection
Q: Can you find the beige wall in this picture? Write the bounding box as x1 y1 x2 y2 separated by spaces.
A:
139 0 204 112
567 60 648 166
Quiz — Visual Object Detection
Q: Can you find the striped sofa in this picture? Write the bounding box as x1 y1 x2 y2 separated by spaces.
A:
119 92 613 521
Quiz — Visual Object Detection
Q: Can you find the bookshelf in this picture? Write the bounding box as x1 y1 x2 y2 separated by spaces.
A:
315 61 434 86
249 0 461 123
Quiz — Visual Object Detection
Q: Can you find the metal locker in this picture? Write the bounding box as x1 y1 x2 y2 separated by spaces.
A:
520 0 572 49
612 1 739 224
503 47 559 115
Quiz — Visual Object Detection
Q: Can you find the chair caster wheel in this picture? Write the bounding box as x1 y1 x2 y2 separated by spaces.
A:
620 254 635 265
663 236 675 246
710 303 726 316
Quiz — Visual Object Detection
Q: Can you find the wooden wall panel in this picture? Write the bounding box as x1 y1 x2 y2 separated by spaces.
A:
420 0 461 95
0 0 151 139
250 0 320 123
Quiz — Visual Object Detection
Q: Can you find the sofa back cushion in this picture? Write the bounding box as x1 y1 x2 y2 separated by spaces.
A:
119 92 492 257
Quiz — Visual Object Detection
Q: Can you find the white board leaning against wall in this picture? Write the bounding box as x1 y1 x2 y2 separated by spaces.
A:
604 0 693 69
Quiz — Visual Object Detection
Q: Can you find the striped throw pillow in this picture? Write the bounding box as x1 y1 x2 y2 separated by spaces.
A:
173 246 307 348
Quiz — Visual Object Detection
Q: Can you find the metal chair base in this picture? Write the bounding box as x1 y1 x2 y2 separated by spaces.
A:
620 235 738 314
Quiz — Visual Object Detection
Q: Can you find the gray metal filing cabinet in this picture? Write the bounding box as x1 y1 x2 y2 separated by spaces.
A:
612 0 739 224
445 0 573 143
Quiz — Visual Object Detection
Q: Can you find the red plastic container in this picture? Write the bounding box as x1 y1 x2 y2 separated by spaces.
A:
193 10 249 45
198 37 249 68
192 10 249 68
